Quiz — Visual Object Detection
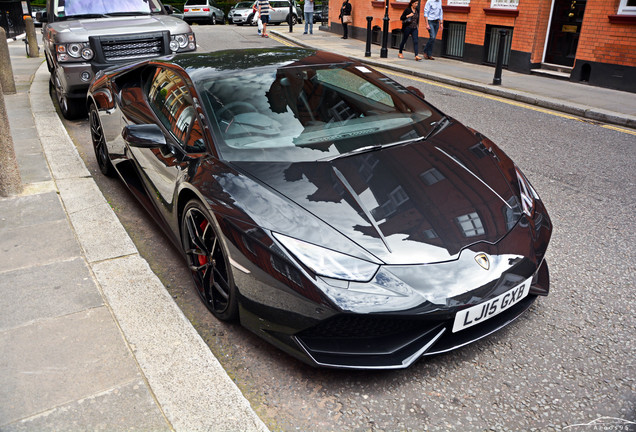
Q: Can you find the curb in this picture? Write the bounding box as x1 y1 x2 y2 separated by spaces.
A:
271 30 636 129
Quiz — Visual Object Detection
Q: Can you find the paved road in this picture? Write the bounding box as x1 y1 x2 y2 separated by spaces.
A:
59 25 636 431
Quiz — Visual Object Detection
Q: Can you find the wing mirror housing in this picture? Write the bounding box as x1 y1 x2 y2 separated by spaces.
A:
122 124 167 148
407 86 425 99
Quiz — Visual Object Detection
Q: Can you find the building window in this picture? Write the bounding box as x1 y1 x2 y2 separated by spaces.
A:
485 25 513 66
420 168 445 185
390 186 409 207
444 22 466 59
491 0 518 8
456 212 485 237
619 0 636 14
423 229 438 239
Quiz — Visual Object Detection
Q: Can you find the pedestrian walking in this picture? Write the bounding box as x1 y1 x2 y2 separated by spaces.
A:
339 0 351 39
258 0 270 37
423 0 443 60
398 0 422 61
304 0 314 34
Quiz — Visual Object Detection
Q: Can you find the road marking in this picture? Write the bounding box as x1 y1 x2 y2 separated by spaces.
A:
375 67 636 136
268 33 295 46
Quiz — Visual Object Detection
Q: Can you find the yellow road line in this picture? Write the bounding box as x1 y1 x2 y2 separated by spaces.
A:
268 33 295 46
602 124 636 136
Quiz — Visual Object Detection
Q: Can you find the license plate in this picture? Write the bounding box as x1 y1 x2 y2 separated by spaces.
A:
192 8 201 11
452 277 532 333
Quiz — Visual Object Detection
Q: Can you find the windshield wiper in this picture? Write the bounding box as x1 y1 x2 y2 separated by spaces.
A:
62 13 110 19
424 116 450 141
105 11 152 16
319 136 425 162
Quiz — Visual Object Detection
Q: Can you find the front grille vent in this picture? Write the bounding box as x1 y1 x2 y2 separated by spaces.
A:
101 36 164 62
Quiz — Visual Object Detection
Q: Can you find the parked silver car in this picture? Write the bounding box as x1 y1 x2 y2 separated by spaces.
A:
41 0 196 119
229 1 256 25
183 0 225 25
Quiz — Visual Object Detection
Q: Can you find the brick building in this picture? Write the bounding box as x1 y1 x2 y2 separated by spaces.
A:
326 0 636 92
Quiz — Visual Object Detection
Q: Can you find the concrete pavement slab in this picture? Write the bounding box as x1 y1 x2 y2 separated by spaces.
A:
0 216 81 274
0 191 65 230
56 177 108 214
65 200 138 263
0 258 103 331
2 379 170 432
92 255 269 432
0 307 142 425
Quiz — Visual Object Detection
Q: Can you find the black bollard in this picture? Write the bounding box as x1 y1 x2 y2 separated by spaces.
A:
365 16 373 57
289 1 294 32
493 29 508 85
380 0 389 58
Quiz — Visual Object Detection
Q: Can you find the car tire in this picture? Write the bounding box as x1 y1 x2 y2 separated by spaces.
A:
181 200 238 321
210 14 216 24
247 13 255 25
287 14 297 25
88 104 116 177
51 72 86 120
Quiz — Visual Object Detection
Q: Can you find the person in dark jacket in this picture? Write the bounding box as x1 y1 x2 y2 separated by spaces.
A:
398 0 422 61
339 0 352 39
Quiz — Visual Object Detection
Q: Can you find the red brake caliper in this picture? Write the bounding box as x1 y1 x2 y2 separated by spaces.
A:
198 220 209 266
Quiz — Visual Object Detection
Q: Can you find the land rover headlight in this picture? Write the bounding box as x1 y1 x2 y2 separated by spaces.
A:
170 33 196 52
56 42 93 62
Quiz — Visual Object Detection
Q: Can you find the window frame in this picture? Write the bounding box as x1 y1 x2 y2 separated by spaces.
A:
145 66 208 154
618 0 636 15
490 0 518 9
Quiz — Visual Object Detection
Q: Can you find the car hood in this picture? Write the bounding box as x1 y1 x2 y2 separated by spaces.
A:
47 15 190 42
232 122 521 265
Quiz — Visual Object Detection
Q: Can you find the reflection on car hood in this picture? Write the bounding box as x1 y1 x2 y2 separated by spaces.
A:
233 122 519 265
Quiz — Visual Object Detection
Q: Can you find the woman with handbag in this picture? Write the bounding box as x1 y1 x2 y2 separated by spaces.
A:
398 0 422 61
339 0 352 39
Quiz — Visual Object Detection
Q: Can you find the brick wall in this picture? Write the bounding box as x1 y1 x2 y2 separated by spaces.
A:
331 0 636 69
576 0 636 67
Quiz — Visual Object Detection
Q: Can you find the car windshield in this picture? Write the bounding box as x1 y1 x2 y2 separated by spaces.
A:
57 0 163 17
235 1 254 7
185 0 208 5
196 63 442 162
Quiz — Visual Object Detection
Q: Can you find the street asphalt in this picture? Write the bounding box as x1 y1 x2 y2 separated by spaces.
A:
1 27 634 431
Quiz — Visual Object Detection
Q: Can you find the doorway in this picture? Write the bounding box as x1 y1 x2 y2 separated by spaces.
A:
545 0 587 66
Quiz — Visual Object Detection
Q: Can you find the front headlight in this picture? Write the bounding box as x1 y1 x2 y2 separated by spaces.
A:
515 166 539 217
170 32 196 52
56 42 93 62
272 232 380 282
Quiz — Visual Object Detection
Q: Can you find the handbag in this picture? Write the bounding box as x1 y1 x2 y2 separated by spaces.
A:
343 15 352 24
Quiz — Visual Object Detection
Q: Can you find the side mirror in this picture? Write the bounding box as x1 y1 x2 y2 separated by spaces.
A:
407 86 425 99
122 124 167 148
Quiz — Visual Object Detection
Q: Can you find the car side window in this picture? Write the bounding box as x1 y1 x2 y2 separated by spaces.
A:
146 67 206 153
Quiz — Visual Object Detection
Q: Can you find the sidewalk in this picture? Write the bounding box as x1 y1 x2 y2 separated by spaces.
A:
0 39 268 431
271 27 636 129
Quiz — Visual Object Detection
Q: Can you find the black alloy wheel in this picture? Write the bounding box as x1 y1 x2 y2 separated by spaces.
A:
89 104 115 177
181 200 238 321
